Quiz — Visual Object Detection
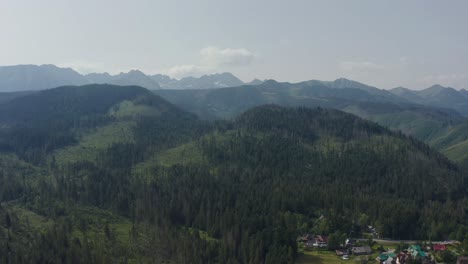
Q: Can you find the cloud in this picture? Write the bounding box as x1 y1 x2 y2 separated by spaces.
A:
340 61 386 72
200 46 256 67
399 56 409 64
164 46 257 79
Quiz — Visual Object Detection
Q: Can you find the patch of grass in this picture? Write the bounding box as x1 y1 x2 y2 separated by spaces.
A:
296 250 352 264
5 204 54 232
109 100 161 118
52 121 135 165
442 139 468 162
132 141 205 176
369 111 448 142
68 206 134 243
186 227 218 242
157 141 205 166
0 153 47 188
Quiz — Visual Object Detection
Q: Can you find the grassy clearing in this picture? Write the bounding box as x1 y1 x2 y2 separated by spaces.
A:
68 206 134 243
53 121 135 165
296 250 352 264
109 100 161 118
132 141 205 176
369 111 448 142
443 139 468 161
186 227 218 242
6 205 54 232
157 141 205 166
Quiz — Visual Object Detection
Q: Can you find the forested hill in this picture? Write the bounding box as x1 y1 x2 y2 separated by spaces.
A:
0 84 195 164
0 84 467 263
0 90 36 104
153 81 468 164
0 84 163 124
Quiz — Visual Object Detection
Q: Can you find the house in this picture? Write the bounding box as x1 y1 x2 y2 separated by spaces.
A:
396 252 410 264
305 240 315 248
432 244 446 251
457 256 468 264
312 235 328 248
352 245 372 255
298 234 329 248
377 252 397 264
336 249 348 256
379 254 390 261
408 245 426 258
345 238 356 247
383 256 394 264
379 253 397 261
297 233 313 242
315 235 328 244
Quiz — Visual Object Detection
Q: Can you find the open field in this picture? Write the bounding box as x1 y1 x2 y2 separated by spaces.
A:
296 250 351 264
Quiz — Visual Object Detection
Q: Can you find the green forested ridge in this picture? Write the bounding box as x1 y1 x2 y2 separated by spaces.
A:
0 90 36 104
0 85 467 263
154 81 468 164
0 84 178 164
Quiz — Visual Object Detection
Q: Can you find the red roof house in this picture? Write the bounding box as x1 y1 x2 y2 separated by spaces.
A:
433 244 446 251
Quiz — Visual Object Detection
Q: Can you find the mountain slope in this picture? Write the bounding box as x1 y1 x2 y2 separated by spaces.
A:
154 79 408 119
0 84 152 124
390 84 468 117
316 78 408 103
155 80 465 135
389 87 424 102
0 90 36 104
0 64 90 92
0 84 188 164
86 70 161 90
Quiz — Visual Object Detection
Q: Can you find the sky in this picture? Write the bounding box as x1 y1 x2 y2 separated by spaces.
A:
1 0 467 89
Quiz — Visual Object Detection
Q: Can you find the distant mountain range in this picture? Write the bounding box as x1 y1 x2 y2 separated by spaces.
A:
0 64 259 92
2 64 468 163
0 64 89 92
390 85 468 117
2 64 467 115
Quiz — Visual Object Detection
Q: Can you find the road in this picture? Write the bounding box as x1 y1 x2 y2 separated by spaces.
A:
357 238 459 245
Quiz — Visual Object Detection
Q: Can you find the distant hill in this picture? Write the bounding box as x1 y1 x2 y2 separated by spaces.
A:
86 70 161 90
0 90 36 104
154 80 468 163
388 87 424 102
154 79 456 121
0 84 188 164
0 84 151 125
246 78 264 85
302 78 409 104
154 79 409 118
390 84 468 117
0 64 89 92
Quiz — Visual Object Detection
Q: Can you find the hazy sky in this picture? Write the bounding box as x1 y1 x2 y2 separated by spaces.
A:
1 0 467 89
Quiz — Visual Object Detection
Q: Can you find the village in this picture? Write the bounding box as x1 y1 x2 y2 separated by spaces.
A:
296 230 468 264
